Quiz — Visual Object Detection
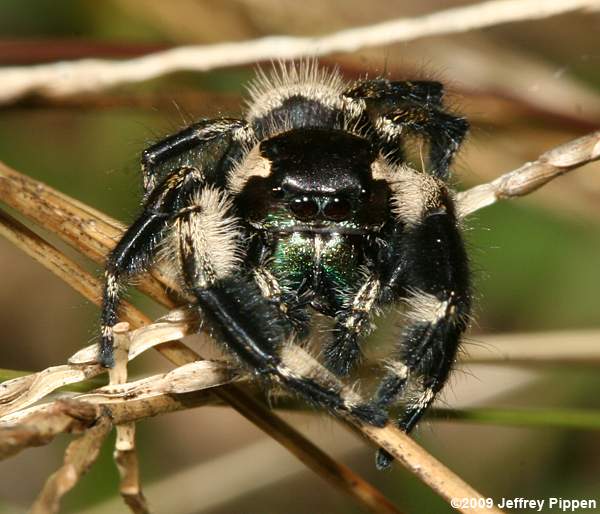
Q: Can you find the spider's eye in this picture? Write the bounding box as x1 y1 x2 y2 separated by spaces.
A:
271 187 285 200
323 197 352 221
290 196 319 220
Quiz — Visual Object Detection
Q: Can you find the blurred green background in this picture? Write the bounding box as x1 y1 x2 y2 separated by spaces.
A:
0 1 599 513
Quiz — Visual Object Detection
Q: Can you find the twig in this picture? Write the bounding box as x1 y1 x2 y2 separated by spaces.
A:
0 165 175 304
0 209 149 328
0 176 402 514
114 449 148 514
0 400 100 460
457 130 600 217
463 329 600 366
358 424 499 513
213 384 403 514
1 317 499 514
0 0 598 104
29 413 112 514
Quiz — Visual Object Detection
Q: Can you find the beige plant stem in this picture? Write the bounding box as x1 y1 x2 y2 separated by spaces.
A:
457 130 600 217
0 0 598 104
0 400 101 460
29 414 113 514
2 318 501 514
0 164 174 304
110 325 149 514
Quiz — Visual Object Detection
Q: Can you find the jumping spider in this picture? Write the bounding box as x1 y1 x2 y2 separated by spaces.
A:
100 61 471 469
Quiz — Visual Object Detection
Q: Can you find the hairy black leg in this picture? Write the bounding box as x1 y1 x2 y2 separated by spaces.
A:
191 278 385 425
253 267 310 336
378 106 469 179
323 275 381 376
141 118 249 197
373 204 471 469
343 79 468 177
99 166 204 367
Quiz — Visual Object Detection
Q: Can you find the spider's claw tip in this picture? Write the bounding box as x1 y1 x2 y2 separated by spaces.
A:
375 448 394 470
98 348 115 368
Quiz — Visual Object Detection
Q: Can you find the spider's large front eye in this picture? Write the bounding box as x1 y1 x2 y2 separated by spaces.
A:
323 197 352 221
290 196 319 220
271 187 285 200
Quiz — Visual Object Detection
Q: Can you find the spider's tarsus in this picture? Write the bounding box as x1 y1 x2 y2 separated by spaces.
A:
375 448 394 470
98 338 115 368
323 334 361 376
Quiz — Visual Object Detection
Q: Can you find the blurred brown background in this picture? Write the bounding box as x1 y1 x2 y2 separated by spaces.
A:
0 1 599 513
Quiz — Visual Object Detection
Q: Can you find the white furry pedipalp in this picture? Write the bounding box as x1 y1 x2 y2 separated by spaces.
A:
158 187 242 288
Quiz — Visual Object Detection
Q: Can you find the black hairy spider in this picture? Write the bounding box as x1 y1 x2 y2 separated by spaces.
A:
100 61 471 470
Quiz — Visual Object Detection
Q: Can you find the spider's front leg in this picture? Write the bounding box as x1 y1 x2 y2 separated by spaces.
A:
141 118 249 198
100 117 249 366
100 165 204 366
174 197 387 427
373 177 471 469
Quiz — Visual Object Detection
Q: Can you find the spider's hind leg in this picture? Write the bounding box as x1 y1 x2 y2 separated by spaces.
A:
343 79 468 178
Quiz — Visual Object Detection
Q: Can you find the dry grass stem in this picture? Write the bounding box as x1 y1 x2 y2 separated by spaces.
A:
463 330 600 366
0 0 597 104
0 163 175 304
0 361 230 428
29 414 113 514
0 400 101 460
457 130 600 217
114 449 149 514
110 327 149 514
360 424 503 514
0 208 149 328
1 317 498 514
0 307 192 418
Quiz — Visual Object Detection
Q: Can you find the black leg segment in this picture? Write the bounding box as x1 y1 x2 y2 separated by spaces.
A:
141 118 248 197
343 78 468 177
99 166 204 367
374 204 471 468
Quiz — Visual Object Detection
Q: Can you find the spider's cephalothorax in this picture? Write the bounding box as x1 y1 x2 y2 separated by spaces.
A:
100 61 471 469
